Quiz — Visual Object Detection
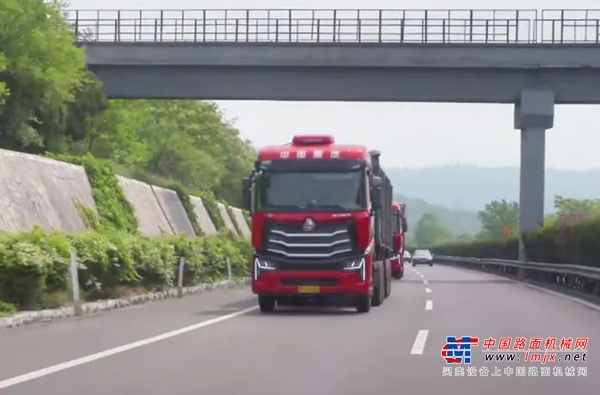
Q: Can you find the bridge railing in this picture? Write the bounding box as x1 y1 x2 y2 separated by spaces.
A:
62 8 600 44
436 256 600 301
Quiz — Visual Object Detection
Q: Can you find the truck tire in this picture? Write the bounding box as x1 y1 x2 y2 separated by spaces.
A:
258 295 276 312
355 294 371 313
371 271 384 307
384 259 392 298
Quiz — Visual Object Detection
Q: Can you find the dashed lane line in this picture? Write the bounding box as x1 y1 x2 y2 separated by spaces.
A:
410 330 430 355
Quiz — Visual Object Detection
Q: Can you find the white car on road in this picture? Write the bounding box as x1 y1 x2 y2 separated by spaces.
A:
411 249 434 267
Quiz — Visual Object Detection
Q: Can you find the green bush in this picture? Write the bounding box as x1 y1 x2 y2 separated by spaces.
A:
0 228 251 312
45 153 139 233
431 217 600 267
198 191 226 231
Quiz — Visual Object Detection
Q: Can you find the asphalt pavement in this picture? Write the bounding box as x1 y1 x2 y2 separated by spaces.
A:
0 264 598 394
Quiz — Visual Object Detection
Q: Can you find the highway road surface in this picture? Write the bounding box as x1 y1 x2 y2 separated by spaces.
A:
0 264 598 394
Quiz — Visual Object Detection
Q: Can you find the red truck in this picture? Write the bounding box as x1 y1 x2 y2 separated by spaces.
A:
390 202 408 279
242 134 394 313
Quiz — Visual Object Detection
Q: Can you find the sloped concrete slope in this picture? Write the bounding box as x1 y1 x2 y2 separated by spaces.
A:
217 202 238 234
0 149 97 232
230 207 251 239
190 196 218 236
151 185 196 236
117 176 174 236
0 149 247 239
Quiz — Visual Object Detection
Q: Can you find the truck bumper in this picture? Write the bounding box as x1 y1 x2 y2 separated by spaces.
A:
252 271 370 297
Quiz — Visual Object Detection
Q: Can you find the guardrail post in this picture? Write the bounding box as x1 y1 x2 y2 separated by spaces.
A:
69 251 83 316
177 256 185 298
227 257 232 281
517 266 526 280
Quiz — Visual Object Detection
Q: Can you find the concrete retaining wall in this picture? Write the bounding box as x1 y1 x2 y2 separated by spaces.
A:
190 196 218 236
0 149 97 233
217 202 238 234
150 185 196 237
0 148 250 239
117 176 174 236
230 207 251 238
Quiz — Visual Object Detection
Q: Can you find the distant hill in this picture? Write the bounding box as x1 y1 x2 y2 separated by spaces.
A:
388 166 600 213
395 194 481 236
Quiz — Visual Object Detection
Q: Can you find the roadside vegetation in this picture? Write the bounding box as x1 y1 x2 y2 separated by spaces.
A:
0 0 254 315
413 196 600 267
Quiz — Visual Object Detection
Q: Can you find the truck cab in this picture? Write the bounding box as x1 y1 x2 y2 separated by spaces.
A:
242 134 393 313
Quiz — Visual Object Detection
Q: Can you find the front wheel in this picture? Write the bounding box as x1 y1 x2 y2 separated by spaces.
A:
356 294 371 313
258 295 276 312
429 262 433 267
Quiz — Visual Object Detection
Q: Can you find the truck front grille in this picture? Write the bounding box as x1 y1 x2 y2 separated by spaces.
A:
263 220 357 260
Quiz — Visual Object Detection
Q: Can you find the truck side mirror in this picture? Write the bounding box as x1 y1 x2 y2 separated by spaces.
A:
242 177 252 211
372 186 383 210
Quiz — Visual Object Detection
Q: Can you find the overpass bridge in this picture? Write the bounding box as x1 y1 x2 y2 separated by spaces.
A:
66 8 600 259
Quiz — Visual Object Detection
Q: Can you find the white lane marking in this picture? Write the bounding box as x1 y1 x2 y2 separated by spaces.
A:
425 287 432 293
425 300 433 310
419 274 425 278
0 306 258 389
410 330 429 355
423 279 429 285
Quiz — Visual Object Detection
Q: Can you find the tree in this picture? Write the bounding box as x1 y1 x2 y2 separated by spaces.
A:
554 195 600 225
0 1 257 208
413 213 454 246
477 199 519 240
0 0 87 152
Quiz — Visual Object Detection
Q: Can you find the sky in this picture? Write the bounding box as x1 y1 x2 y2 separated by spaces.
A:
67 0 600 171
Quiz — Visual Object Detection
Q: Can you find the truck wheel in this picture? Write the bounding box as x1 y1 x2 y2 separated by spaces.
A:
372 281 384 306
384 260 392 298
258 295 276 312
356 294 371 313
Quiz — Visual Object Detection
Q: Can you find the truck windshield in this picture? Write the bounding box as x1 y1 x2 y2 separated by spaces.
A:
258 170 366 212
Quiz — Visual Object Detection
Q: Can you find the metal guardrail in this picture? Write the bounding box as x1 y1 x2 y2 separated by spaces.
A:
61 9 600 44
436 255 600 298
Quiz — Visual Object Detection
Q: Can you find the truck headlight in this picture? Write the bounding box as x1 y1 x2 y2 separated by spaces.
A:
255 258 276 270
344 258 366 281
343 258 365 270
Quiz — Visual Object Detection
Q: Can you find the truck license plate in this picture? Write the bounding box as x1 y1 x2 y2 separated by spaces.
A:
298 285 320 294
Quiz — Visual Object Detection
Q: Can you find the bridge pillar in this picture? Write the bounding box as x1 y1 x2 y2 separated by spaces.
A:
514 89 555 262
